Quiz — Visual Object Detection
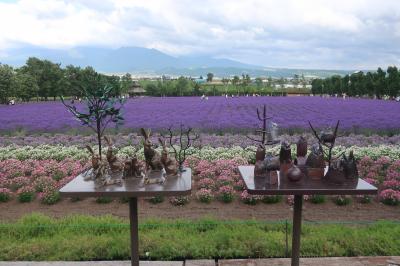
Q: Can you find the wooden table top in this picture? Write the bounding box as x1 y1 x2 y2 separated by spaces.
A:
239 166 377 196
60 168 192 198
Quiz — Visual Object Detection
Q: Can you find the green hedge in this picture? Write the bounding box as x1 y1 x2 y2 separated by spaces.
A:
0 214 399 260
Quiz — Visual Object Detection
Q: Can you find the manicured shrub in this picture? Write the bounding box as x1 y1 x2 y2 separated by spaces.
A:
197 178 215 190
8 176 30 191
379 189 400 206
0 188 12 202
196 188 213 203
357 195 373 204
39 186 60 205
95 197 113 204
233 179 245 191
261 195 282 204
169 196 190 206
240 190 258 205
17 186 35 203
148 196 164 204
216 175 233 187
217 185 234 203
333 195 352 206
310 195 326 204
33 176 56 192
51 170 65 181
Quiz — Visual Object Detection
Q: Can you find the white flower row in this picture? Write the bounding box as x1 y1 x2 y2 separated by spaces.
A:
0 144 399 162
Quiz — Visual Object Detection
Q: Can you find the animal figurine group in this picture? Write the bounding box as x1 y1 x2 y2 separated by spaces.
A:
84 144 122 186
84 135 144 186
82 128 181 187
140 128 179 184
252 134 358 184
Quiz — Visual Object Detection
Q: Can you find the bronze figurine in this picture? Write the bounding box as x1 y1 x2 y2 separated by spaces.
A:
159 138 178 176
104 136 125 173
141 128 163 172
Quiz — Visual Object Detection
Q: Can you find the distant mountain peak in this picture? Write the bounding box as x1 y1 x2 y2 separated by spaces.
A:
0 45 353 77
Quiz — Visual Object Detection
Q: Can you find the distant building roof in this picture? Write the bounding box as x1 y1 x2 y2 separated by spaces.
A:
128 83 146 94
194 79 206 84
129 87 146 93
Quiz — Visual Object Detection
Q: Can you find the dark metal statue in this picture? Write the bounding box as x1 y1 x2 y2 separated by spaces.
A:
309 120 340 167
342 150 358 179
279 141 292 176
247 105 280 177
279 141 292 163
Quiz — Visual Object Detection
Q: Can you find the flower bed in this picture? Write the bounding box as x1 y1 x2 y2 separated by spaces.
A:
0 159 88 205
1 133 399 148
0 154 399 206
1 144 400 163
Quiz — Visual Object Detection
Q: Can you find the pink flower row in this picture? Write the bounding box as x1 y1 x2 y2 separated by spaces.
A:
0 159 89 203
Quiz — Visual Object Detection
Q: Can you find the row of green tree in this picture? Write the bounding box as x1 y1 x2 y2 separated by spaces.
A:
0 57 134 104
0 57 309 103
141 77 296 97
311 67 400 98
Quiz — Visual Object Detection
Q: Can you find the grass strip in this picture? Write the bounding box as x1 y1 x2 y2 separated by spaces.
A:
0 213 399 260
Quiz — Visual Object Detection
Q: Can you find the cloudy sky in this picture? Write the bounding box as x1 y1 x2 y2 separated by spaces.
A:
0 0 399 69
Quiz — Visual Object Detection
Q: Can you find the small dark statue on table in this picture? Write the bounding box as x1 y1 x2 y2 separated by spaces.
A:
247 105 280 184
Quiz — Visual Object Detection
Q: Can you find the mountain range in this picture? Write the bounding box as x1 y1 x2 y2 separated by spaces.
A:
0 46 353 78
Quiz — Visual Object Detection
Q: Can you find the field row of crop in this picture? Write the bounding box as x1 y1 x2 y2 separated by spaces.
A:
1 97 400 132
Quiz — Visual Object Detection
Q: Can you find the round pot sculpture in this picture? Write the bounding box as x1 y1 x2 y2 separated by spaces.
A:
287 165 303 182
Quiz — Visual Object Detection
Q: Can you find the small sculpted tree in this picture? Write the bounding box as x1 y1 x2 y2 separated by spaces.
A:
61 85 125 159
163 124 199 172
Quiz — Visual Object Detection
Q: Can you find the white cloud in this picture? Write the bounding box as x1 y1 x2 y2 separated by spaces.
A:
0 0 399 69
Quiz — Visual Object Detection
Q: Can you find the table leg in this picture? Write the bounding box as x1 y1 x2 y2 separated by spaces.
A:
129 197 139 266
291 195 303 266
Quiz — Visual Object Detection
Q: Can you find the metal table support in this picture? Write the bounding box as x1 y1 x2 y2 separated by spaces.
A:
129 197 139 266
291 195 303 266
59 168 192 266
238 165 377 266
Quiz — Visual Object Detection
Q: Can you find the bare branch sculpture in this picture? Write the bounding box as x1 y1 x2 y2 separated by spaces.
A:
246 105 278 147
162 124 199 172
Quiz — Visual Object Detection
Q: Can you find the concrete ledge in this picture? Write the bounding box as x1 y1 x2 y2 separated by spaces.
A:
185 260 215 266
0 262 184 266
0 257 399 266
218 256 400 266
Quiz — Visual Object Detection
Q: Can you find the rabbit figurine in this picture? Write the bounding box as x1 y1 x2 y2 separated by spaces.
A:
124 156 143 178
104 136 125 173
140 128 163 171
85 145 108 181
159 138 178 176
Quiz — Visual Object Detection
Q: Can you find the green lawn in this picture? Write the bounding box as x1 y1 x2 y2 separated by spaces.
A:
0 214 399 260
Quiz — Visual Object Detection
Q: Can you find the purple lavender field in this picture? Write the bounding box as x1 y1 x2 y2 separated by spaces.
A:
1 96 399 133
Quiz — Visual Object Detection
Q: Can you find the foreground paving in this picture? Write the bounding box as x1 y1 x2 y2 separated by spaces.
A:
1 257 400 266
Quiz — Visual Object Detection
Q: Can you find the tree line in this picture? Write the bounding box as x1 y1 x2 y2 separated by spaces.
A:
141 74 307 97
0 57 133 104
311 67 400 98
